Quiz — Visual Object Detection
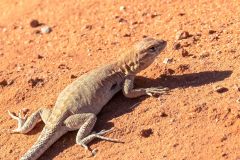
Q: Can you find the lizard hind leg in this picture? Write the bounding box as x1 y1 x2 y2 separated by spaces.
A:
64 113 120 155
8 108 51 134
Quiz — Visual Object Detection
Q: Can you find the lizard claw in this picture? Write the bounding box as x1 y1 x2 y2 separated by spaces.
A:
8 110 28 133
97 128 114 135
95 129 123 143
79 128 123 157
146 87 169 96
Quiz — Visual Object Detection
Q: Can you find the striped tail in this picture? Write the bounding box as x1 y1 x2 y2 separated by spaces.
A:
20 127 67 160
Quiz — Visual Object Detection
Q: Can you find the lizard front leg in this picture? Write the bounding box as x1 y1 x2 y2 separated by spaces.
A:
64 113 120 154
8 108 51 133
123 75 169 98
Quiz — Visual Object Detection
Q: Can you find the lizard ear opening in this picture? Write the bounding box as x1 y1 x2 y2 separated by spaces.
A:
110 83 118 90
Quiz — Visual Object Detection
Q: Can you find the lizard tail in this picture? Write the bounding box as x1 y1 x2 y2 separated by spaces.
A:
20 126 67 160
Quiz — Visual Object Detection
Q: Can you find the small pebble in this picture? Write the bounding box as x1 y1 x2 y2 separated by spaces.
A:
173 143 179 147
178 13 185 16
37 54 44 59
173 42 181 50
209 34 219 41
165 68 175 75
195 32 202 36
30 20 40 28
0 79 8 87
194 103 207 113
28 77 44 87
58 64 70 70
87 48 91 52
16 65 23 72
22 108 29 114
199 52 210 59
169 118 176 123
191 36 199 43
0 79 13 87
176 31 190 40
114 15 120 19
181 48 189 57
163 58 173 64
111 42 118 45
24 40 32 44
229 49 236 53
119 6 126 11
177 64 189 72
216 51 222 54
7 79 14 86
70 75 78 79
140 128 153 138
160 112 168 117
131 21 138 25
34 30 41 34
91 149 98 156
214 86 228 93
150 13 159 18
41 26 52 34
237 98 240 104
87 49 92 56
222 153 228 157
220 135 227 142
208 29 216 34
8 149 13 153
123 33 131 37
118 18 127 23
141 12 147 16
84 25 92 30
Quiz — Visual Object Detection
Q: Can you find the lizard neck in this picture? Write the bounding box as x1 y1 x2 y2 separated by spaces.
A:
115 50 140 75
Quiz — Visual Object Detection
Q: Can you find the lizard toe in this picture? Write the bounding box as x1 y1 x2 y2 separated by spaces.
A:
8 110 27 132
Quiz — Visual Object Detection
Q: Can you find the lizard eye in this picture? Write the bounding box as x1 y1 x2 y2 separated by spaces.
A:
148 46 156 52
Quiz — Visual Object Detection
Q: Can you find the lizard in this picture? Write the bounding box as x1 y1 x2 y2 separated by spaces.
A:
8 37 168 160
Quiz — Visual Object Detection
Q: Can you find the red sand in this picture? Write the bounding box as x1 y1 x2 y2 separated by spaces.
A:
0 0 239 159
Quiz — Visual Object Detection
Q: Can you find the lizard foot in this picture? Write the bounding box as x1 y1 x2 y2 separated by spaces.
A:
78 128 123 156
146 87 169 96
92 128 122 142
8 110 27 133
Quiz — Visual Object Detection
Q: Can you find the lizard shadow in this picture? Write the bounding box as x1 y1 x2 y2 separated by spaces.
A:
97 70 232 124
39 70 232 160
90 70 233 146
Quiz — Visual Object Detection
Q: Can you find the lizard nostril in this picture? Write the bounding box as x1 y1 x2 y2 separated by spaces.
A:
160 40 167 45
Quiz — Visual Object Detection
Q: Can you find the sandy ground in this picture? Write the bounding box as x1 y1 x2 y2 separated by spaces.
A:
0 0 240 160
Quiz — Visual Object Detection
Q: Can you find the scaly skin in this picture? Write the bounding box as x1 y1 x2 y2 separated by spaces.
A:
8 37 168 160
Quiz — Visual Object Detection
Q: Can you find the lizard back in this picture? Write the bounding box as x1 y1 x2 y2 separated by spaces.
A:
47 63 125 124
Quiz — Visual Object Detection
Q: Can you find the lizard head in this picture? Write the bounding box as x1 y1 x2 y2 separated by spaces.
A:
132 37 167 72
118 37 167 74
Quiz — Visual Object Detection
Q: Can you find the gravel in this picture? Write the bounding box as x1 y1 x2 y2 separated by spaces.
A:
41 26 52 34
30 20 40 28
